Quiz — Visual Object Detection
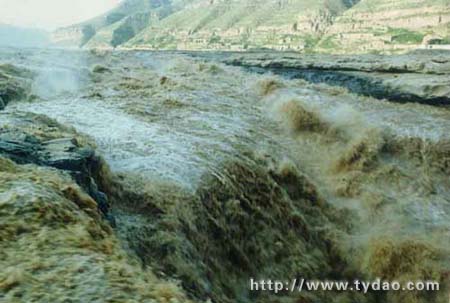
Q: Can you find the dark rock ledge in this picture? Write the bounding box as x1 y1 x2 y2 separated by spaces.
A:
223 52 450 105
0 112 114 224
0 63 32 110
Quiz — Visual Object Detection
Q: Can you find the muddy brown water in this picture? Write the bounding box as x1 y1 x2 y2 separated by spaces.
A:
2 48 449 303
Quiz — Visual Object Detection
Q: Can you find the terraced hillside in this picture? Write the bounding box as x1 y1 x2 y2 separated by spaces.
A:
125 0 353 51
318 0 450 53
52 0 450 53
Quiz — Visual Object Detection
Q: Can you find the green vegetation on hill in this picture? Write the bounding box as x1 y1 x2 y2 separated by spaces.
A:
81 25 96 46
112 25 135 47
388 28 425 44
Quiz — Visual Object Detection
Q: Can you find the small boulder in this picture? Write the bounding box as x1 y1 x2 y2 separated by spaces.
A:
92 65 112 74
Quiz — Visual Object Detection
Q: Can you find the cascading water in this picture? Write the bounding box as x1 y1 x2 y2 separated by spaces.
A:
1 48 449 303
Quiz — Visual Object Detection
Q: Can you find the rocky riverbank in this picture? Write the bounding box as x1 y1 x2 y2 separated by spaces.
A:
223 50 450 105
0 115 194 303
0 111 112 218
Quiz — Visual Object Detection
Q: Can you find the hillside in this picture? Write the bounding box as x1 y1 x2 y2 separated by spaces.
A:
52 0 450 53
51 0 192 47
317 0 450 53
125 0 354 51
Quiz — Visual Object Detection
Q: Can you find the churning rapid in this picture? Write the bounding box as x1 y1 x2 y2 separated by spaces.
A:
0 48 449 303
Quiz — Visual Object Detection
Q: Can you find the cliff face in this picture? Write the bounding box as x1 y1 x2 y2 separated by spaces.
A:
53 0 450 53
318 0 450 53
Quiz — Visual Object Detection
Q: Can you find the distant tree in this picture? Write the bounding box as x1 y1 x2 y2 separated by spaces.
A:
343 0 360 8
209 34 221 44
81 25 96 46
111 25 135 47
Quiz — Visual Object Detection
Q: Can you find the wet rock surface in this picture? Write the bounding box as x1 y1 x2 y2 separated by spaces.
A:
223 51 450 74
223 50 450 105
0 156 194 303
0 63 32 108
0 112 111 218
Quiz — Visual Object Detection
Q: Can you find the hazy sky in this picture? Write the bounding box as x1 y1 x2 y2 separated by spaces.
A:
0 0 122 30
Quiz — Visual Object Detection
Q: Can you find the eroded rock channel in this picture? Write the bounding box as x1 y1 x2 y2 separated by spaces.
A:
1 49 449 303
222 51 450 105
